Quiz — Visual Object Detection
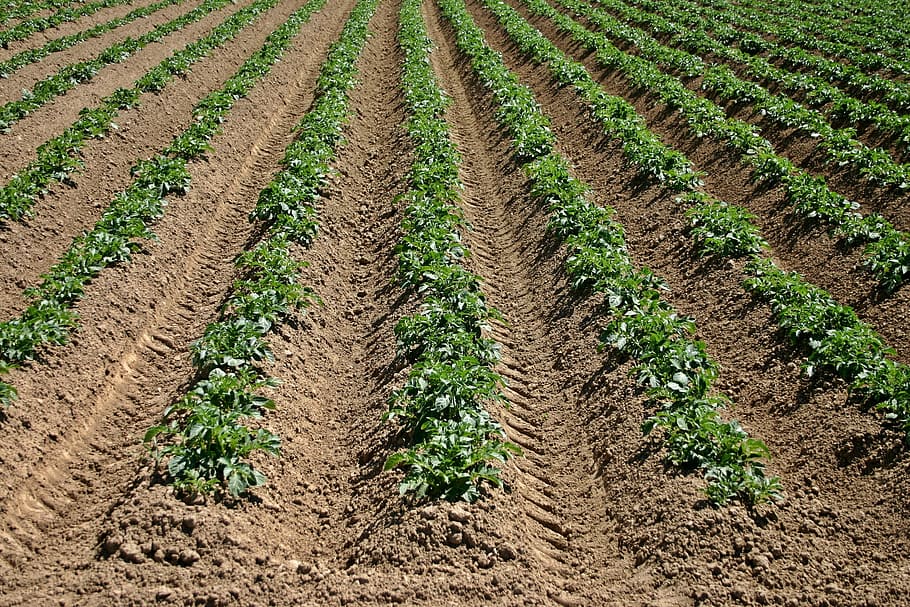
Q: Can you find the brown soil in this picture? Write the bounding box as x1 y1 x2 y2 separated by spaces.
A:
564 6 910 235
0 0 908 605
0 0 248 168
503 0 910 356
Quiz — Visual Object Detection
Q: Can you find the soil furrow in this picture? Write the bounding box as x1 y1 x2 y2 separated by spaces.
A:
0 0 305 319
3 0 417 602
569 4 910 217
522 1 910 233
0 0 354 589
0 0 244 157
420 0 657 604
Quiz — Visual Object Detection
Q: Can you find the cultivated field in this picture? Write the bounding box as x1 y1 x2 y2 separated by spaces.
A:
0 0 908 604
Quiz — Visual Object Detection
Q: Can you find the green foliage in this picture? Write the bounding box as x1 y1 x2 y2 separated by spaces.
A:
685 196 767 258
0 0 256 223
643 397 781 504
743 258 910 430
382 0 519 502
385 415 520 502
145 370 280 497
0 0 133 48
530 0 910 290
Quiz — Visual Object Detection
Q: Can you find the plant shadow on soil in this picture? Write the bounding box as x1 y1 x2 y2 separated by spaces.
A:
833 419 907 474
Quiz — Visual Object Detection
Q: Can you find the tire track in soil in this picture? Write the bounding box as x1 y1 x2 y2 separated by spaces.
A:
0 0 356 588
0 0 201 106
464 2 910 605
0 0 300 320
421 2 667 604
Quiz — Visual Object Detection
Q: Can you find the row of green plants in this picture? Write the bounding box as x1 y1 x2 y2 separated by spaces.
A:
483 0 699 190
0 0 131 47
491 0 910 471
667 0 910 76
441 0 779 505
704 0 909 64
620 0 910 150
532 0 910 292
679 2 910 111
147 0 380 498
0 0 260 223
703 68 910 187
0 0 186 78
384 0 519 502
0 0 72 25
498 0 910 442
743 259 910 435
483 0 768 258
0 0 292 406
681 193 910 437
0 0 230 131
584 0 910 184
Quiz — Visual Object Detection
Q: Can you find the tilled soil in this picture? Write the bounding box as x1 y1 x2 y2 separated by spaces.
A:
0 0 908 605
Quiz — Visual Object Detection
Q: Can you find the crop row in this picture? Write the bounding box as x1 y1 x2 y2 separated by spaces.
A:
489 0 910 435
670 0 910 76
147 0 381 498
0 0 73 25
582 0 910 185
0 0 132 47
487 0 910 447
482 0 764 253
620 0 910 151
383 0 519 502
528 0 910 292
440 0 778 505
0 0 286 404
685 0 910 93
702 0 909 63
0 0 230 133
0 0 186 78
683 195 910 436
0 0 255 223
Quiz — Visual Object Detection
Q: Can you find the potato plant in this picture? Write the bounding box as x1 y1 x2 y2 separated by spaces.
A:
530 0 910 292
566 0 910 188
0 0 72 24
601 0 910 150
0 0 131 47
0 0 256 222
744 260 910 433
522 0 910 436
0 0 186 78
384 0 520 502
